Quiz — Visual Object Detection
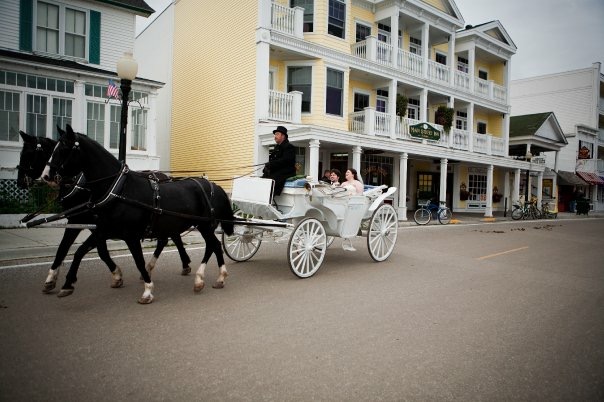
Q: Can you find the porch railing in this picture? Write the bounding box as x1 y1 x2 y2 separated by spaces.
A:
267 90 302 123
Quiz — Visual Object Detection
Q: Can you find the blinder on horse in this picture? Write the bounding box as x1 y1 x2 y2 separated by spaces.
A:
45 139 81 185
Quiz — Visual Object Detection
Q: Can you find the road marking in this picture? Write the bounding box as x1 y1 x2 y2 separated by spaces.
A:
0 246 205 271
476 246 529 261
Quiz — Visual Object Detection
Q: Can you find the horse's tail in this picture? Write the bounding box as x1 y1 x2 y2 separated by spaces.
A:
217 187 234 236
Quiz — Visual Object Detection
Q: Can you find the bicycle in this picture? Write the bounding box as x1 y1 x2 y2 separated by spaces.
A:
540 201 557 219
511 197 542 220
414 200 452 225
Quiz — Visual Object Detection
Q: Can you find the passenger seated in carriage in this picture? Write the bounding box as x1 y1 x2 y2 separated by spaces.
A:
340 168 364 195
262 126 296 196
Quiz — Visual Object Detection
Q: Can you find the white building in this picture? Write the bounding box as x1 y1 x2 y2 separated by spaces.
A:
511 62 604 211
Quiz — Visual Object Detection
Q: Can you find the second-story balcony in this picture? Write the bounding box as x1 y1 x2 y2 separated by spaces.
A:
349 108 506 157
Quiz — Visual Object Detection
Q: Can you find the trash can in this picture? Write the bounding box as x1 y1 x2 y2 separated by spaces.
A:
576 198 590 215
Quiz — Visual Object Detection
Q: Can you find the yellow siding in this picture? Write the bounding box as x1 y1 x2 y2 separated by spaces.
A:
474 60 504 86
348 79 374 114
303 0 351 53
269 60 287 92
171 0 257 188
473 111 502 136
421 0 448 13
350 3 375 35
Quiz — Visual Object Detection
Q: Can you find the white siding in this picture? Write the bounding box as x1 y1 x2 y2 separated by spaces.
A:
0 0 20 50
135 4 174 171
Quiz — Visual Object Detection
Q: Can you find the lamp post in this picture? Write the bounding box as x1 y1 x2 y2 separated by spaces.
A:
116 52 138 163
524 151 532 203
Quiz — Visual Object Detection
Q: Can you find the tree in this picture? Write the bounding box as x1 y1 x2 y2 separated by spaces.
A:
435 105 454 133
396 94 408 117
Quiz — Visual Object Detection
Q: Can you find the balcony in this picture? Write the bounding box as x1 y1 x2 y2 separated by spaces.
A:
266 90 302 123
349 108 507 157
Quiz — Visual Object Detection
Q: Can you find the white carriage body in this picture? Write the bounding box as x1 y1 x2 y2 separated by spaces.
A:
230 177 396 238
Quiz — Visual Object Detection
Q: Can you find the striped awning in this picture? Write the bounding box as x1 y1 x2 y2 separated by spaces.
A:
576 171 604 185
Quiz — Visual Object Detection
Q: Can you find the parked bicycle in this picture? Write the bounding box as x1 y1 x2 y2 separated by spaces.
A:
414 200 452 225
511 197 542 220
540 201 557 219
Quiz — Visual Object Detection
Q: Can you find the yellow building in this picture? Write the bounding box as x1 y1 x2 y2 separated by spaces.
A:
168 0 536 218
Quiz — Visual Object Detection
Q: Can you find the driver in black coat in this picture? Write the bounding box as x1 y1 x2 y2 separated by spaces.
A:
262 126 296 196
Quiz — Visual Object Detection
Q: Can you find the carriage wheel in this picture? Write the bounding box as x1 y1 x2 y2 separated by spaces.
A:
222 225 262 262
367 204 398 262
287 218 327 278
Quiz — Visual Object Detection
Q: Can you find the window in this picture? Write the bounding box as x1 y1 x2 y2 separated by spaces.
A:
36 1 87 59
131 108 147 151
377 23 390 44
353 93 369 112
26 94 47 137
376 89 388 113
328 0 346 39
457 56 469 73
0 91 20 142
325 68 343 116
287 66 312 113
355 23 371 42
477 121 487 134
468 172 487 203
478 69 488 80
291 0 313 32
109 105 120 149
435 52 447 65
407 98 419 120
417 173 434 200
1 70 74 93
87 102 105 145
52 98 72 139
361 154 393 187
455 111 467 130
409 37 421 55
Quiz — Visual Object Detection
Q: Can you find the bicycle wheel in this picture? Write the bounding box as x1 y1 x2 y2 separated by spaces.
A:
511 207 523 220
414 207 431 225
437 207 452 224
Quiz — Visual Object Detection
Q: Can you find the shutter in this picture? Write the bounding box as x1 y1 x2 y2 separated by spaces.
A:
89 10 101 64
19 0 33 51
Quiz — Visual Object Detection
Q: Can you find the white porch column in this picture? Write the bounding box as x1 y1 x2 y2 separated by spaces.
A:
293 6 304 38
468 102 474 152
399 152 408 220
365 107 376 136
421 23 429 79
537 171 543 207
255 5 271 125
146 91 158 157
504 171 510 214
448 34 456 87
504 59 511 102
513 168 521 204
448 96 455 148
468 47 475 93
291 91 302 123
352 146 362 175
308 139 320 180
503 113 510 157
388 79 397 139
420 88 428 122
72 80 86 132
439 158 448 205
485 164 494 217
390 11 399 68
366 36 377 62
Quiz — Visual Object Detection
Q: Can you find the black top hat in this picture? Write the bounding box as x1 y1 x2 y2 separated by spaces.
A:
273 126 288 137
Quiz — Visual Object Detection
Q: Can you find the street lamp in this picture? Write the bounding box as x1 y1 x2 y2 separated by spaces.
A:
116 52 138 163
524 151 532 203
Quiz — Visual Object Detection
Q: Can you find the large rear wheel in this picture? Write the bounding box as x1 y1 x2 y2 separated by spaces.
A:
287 218 327 278
367 204 398 262
222 225 262 262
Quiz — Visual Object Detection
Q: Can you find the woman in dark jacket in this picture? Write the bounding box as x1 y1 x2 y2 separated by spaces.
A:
262 126 296 196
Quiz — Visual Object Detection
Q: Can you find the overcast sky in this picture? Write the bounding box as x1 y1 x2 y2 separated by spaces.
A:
136 0 604 80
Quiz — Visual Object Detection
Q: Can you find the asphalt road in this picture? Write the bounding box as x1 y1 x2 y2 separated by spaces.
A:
1 219 603 401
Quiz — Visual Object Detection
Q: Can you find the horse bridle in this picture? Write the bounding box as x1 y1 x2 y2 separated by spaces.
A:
46 140 80 185
17 140 45 188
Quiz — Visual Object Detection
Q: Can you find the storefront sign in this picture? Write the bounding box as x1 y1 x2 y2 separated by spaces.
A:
409 123 440 141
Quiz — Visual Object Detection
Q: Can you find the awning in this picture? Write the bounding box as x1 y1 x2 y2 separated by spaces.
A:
576 171 604 185
556 171 587 186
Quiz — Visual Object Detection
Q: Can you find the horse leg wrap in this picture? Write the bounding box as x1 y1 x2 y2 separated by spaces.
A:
212 265 228 289
43 265 61 294
194 263 206 293
138 282 154 304
111 266 124 288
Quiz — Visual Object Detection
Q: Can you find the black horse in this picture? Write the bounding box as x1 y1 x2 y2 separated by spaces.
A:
17 131 193 297
42 125 234 304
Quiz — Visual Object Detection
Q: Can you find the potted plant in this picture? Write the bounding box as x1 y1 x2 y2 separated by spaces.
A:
396 94 408 117
435 105 454 133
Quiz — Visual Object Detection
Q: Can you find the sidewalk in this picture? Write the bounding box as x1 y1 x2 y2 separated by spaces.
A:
1 211 602 263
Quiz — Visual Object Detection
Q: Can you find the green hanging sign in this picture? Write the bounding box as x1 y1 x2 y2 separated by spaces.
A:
409 123 441 141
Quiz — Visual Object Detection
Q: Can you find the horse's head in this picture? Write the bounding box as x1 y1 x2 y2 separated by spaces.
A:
17 131 56 189
42 125 82 187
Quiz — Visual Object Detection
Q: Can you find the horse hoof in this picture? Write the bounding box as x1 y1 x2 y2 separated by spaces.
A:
42 282 56 293
193 282 204 293
181 266 191 276
212 282 225 289
137 295 153 304
57 289 74 298
111 278 123 288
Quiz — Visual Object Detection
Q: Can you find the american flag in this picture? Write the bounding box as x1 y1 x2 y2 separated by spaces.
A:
106 79 120 99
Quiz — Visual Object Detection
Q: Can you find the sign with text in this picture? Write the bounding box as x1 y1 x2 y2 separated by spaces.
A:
409 123 440 141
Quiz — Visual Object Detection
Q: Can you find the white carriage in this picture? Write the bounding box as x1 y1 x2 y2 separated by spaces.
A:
222 176 398 278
